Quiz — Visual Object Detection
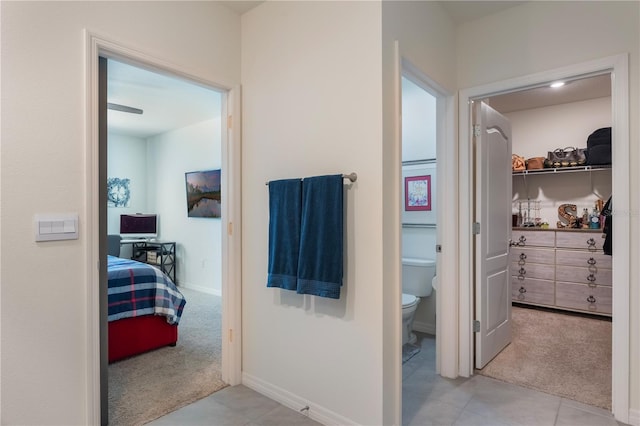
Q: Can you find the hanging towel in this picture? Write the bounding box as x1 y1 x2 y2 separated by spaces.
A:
267 179 302 291
296 175 343 299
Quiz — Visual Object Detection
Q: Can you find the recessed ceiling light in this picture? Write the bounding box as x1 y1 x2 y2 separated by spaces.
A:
550 81 565 88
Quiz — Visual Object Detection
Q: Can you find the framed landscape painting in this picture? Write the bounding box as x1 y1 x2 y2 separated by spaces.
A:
185 169 221 218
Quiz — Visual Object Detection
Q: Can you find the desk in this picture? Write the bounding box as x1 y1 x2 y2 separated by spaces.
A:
121 240 177 283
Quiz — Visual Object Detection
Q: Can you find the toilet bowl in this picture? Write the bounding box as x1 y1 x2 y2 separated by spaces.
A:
401 257 436 346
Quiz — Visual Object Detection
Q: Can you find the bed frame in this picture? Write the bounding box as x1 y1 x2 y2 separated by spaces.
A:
108 315 178 363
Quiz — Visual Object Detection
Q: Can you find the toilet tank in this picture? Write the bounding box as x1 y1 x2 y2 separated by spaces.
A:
402 257 436 297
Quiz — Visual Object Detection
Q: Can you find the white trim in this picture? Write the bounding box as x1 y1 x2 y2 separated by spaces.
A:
457 54 629 423
242 372 358 426
180 284 221 297
84 31 242 423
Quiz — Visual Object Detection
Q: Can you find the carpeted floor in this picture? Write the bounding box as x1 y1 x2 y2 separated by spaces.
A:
108 287 227 425
477 305 611 410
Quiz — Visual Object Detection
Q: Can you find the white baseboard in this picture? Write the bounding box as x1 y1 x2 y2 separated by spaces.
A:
179 282 220 297
242 372 358 426
628 408 639 426
413 320 436 335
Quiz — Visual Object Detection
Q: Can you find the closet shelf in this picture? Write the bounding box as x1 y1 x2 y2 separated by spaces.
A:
513 165 611 176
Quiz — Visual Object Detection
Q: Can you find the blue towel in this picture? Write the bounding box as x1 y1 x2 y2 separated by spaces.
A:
296 175 343 299
267 179 302 291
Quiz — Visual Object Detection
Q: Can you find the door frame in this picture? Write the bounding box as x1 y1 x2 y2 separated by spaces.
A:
457 54 629 423
84 32 243 425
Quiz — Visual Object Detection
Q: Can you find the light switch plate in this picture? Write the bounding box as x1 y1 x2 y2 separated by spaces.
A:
35 214 79 242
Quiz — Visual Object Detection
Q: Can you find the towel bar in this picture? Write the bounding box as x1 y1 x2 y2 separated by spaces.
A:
265 172 357 186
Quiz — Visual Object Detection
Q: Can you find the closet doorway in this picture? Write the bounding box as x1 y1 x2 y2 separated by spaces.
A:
458 54 630 423
476 73 613 410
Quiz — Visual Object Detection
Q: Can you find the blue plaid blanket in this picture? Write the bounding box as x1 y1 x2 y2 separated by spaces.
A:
108 255 186 325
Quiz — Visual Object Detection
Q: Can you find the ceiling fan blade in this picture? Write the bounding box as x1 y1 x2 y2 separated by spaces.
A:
107 103 143 114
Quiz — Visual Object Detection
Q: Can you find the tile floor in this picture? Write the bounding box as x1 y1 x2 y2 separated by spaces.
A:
149 332 626 426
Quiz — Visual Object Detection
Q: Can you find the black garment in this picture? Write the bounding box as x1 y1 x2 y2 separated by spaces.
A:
602 196 612 255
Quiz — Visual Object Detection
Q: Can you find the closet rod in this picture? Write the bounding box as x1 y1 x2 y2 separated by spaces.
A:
265 172 357 186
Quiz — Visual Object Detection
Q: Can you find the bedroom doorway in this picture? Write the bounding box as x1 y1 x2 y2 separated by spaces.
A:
88 33 242 426
102 57 227 425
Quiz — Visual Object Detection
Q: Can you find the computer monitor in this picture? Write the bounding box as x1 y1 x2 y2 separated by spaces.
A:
119 214 158 240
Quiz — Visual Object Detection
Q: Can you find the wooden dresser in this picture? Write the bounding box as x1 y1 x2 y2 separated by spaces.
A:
510 228 611 316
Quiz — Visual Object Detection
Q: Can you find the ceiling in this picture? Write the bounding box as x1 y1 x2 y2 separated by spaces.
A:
109 2 610 138
486 74 611 114
107 59 221 139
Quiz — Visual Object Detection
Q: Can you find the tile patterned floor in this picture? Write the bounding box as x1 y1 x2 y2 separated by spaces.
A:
149 333 626 425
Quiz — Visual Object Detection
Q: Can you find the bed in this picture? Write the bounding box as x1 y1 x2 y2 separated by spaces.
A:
107 255 186 363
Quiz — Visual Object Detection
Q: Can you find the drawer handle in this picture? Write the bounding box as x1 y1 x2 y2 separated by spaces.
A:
519 286 526 294
519 253 527 260
518 259 526 266
587 295 596 304
517 274 525 281
587 238 596 246
587 257 596 265
587 274 596 282
518 235 526 246
518 268 526 275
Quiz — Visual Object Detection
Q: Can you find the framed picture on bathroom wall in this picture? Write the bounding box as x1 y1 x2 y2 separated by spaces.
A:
402 162 436 225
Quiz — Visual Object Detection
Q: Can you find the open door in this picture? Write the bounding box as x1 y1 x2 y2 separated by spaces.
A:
474 101 512 369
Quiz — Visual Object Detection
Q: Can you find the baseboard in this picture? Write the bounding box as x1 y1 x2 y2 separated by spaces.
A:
629 408 640 426
412 320 436 335
179 283 220 297
242 372 358 426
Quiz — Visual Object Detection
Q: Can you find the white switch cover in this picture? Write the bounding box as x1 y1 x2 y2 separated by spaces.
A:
35 214 79 242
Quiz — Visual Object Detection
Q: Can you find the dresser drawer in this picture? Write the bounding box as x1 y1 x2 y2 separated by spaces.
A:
511 230 555 247
555 265 612 286
555 250 612 269
555 281 612 315
555 231 605 251
510 247 555 265
511 262 555 281
511 278 554 305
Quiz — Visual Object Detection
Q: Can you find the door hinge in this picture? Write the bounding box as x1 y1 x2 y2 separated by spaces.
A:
229 328 233 343
228 222 233 236
472 222 480 235
227 115 232 129
473 320 480 333
436 244 442 253
473 124 481 137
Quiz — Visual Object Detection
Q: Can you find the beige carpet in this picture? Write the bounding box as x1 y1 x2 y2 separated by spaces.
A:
477 306 611 410
108 287 227 425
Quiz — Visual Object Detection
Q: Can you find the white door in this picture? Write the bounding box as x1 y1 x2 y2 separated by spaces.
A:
474 101 512 369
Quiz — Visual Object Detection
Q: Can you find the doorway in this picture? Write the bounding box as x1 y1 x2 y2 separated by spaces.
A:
474 74 613 410
103 57 226 424
86 33 242 426
457 54 630 423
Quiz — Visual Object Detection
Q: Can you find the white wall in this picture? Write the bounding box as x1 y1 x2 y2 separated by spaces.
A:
241 2 384 424
457 0 639 417
148 118 222 294
509 97 612 227
107 133 150 235
0 2 240 424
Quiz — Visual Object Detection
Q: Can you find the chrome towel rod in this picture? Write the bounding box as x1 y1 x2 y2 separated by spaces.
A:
265 172 357 186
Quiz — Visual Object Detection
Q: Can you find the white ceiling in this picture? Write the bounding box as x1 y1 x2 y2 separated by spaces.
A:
109 1 609 138
487 74 612 114
107 59 221 139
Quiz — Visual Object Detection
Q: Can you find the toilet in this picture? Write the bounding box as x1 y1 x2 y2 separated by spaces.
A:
402 257 436 346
